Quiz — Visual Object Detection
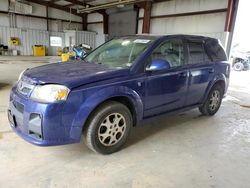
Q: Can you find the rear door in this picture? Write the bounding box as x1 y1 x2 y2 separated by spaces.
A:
184 40 215 106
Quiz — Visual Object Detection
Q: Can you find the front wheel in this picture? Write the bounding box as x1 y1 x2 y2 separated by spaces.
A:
83 101 132 154
199 85 223 116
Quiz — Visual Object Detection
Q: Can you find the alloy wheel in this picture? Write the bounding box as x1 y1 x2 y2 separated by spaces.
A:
209 90 220 111
98 113 126 146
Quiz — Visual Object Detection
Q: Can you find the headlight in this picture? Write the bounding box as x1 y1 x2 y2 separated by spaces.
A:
30 84 70 103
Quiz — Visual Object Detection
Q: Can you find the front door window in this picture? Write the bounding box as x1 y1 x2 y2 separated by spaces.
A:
149 39 184 69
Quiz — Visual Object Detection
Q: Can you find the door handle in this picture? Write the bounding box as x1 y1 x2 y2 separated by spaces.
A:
209 69 215 73
178 72 187 78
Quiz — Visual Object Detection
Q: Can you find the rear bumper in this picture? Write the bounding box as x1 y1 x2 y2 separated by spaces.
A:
8 85 79 146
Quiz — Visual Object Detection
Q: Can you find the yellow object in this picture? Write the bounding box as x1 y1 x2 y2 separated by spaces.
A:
10 37 20 46
61 53 70 62
33 45 46 56
57 49 62 56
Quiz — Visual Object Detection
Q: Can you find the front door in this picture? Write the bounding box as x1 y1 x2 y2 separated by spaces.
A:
144 39 189 117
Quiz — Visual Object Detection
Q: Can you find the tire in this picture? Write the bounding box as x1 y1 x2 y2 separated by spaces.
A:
233 62 244 71
199 85 223 116
83 101 132 154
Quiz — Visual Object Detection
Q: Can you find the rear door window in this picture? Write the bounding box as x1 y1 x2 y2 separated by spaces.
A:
187 41 211 64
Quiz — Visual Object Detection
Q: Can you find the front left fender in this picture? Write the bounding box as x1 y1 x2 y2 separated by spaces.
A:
69 86 143 141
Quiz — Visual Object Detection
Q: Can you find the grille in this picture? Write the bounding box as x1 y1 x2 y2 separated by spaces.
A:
17 79 35 96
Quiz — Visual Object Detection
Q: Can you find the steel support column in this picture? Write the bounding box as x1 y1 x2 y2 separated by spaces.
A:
82 13 88 31
142 1 152 34
224 0 236 32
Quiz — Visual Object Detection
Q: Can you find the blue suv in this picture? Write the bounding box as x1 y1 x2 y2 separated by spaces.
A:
8 35 230 154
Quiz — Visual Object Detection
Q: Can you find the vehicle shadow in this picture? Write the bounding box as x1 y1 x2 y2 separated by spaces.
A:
51 109 209 157
124 109 207 149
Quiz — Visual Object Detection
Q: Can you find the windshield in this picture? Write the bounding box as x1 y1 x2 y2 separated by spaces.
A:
84 37 154 69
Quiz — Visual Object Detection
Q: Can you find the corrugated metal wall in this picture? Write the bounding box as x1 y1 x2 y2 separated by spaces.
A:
0 26 49 55
76 31 96 48
0 26 96 55
136 0 229 48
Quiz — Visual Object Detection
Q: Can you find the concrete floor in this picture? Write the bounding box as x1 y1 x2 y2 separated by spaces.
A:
0 56 250 188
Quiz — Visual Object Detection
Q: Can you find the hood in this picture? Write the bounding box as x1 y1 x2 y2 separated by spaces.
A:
23 61 129 88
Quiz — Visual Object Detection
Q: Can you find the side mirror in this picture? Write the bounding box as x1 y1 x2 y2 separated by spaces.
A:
146 59 170 72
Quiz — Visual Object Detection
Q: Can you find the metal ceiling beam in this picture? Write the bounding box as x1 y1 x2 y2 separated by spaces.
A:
153 0 172 2
63 0 84 6
25 0 81 16
0 10 82 24
78 0 151 13
50 0 61 2
62 0 96 7
64 3 74 8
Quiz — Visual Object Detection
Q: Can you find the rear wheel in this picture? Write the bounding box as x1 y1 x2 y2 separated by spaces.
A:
83 101 132 154
199 85 223 116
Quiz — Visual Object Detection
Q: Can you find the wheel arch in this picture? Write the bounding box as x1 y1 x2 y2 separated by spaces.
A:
69 86 143 141
83 96 138 133
202 75 227 104
213 80 226 94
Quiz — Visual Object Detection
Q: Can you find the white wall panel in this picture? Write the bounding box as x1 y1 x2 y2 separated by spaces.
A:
150 1 176 16
137 0 229 48
139 8 144 18
0 3 82 32
96 34 106 48
0 0 8 11
62 22 82 31
16 16 47 30
76 31 96 48
28 2 46 17
151 0 228 16
150 12 227 34
198 0 228 11
195 32 229 48
87 13 103 22
0 26 10 46
49 20 62 32
88 23 103 34
138 0 228 35
109 10 137 38
48 8 82 22
22 29 49 55
137 23 228 48
0 13 10 27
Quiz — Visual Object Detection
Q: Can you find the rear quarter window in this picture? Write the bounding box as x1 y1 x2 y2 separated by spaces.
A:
205 39 228 61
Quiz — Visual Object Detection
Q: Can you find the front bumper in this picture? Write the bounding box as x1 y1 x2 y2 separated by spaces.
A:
8 86 78 146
